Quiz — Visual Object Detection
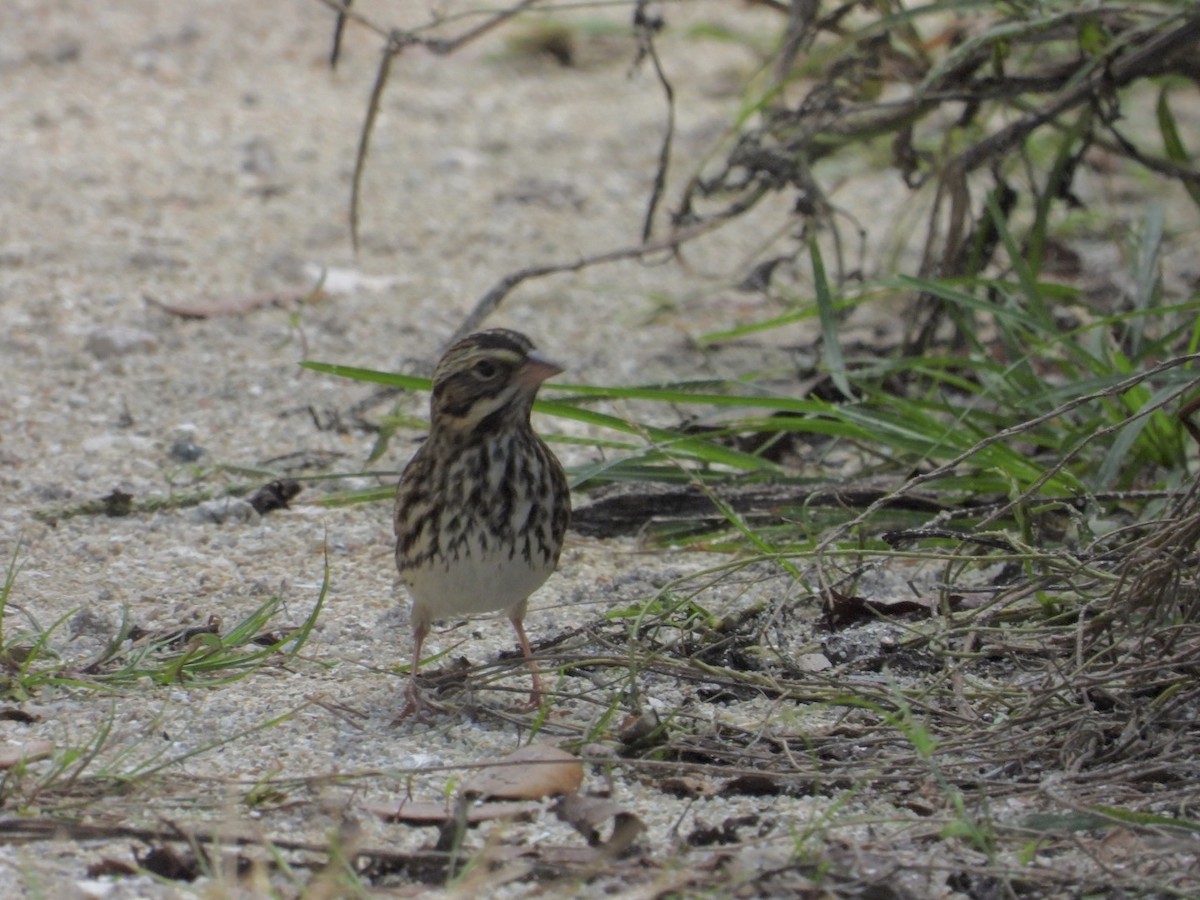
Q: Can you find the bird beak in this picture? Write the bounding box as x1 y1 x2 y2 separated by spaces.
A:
516 350 564 387
516 348 566 388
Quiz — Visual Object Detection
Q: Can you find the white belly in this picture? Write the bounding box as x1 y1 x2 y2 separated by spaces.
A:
403 539 555 619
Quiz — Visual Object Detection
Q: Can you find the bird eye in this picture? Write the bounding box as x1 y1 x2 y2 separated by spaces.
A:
471 359 498 379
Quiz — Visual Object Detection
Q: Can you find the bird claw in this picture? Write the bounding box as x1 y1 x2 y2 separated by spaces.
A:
390 703 423 725
391 683 441 725
508 691 544 715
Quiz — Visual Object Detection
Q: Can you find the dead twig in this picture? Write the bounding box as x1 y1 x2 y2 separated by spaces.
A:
314 0 546 250
631 1 674 243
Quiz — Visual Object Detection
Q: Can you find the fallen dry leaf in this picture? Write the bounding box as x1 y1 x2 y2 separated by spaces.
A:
0 740 54 769
719 773 784 796
86 859 138 878
552 793 644 857
824 588 964 629
462 743 583 800
147 290 307 319
686 813 765 847
658 775 717 798
365 799 541 825
135 845 199 882
246 479 302 514
0 707 39 724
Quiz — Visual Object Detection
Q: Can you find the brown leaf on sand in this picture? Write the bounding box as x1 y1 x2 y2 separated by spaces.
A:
146 290 309 319
824 588 964 629
246 479 302 514
365 744 642 866
462 743 584 800
135 844 199 882
366 799 541 825
0 708 38 724
0 740 54 769
86 859 138 878
659 775 718 798
552 793 644 856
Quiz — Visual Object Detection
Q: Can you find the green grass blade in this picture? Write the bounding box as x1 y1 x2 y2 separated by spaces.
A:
1129 204 1164 360
301 361 430 391
536 400 784 473
1157 87 1200 211
810 235 853 400
987 189 1052 326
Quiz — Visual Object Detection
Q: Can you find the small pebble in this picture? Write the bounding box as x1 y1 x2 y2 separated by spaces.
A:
794 653 832 673
169 438 207 462
187 498 260 525
84 325 159 360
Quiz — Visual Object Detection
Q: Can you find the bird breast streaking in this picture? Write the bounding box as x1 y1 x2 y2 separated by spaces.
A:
392 328 570 720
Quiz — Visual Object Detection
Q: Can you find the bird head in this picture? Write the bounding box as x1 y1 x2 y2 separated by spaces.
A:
429 329 562 435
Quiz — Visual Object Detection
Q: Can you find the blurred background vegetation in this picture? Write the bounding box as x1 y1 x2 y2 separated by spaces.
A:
317 0 1200 560
305 7 1200 888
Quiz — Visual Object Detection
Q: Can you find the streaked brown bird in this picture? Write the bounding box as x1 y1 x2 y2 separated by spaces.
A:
393 329 570 719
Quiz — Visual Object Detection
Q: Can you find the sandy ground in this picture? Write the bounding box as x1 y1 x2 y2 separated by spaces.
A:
4 2 1197 897
0 1 846 896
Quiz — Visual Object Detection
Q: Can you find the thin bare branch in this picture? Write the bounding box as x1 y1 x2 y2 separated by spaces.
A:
348 32 404 253
445 220 722 350
632 1 675 243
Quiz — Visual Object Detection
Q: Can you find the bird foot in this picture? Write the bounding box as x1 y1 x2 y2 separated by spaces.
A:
507 691 544 715
390 703 424 726
391 684 443 725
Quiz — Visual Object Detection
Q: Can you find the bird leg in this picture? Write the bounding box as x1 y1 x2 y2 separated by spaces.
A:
393 619 429 722
510 614 543 712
